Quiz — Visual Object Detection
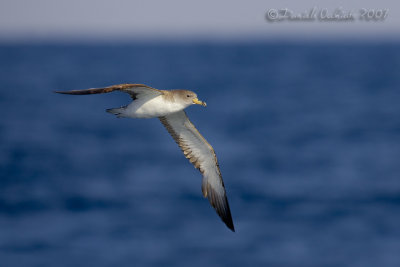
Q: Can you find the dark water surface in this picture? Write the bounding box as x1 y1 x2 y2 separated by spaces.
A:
1 43 400 266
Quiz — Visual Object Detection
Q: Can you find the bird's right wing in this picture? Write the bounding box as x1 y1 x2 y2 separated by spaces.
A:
55 84 163 100
159 111 235 231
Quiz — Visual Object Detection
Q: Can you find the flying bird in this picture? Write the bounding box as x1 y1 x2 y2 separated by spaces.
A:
56 84 235 231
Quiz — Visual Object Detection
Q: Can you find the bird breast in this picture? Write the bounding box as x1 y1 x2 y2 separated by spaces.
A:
125 95 186 118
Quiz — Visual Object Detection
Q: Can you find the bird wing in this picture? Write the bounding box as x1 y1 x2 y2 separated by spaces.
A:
55 84 163 100
159 111 234 231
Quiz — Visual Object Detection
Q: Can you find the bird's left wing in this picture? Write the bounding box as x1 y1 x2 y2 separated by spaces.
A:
159 111 235 231
55 84 163 100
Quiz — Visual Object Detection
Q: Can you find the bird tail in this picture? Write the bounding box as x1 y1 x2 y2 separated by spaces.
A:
106 107 126 118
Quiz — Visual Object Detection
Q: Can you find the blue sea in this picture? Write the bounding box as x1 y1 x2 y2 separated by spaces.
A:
1 42 400 267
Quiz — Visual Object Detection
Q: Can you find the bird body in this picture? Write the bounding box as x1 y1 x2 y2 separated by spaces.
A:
111 91 193 118
56 84 234 231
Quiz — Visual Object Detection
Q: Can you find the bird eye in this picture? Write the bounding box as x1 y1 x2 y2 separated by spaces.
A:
187 95 190 97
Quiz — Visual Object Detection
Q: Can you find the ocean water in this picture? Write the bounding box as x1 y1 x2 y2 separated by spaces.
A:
0 42 400 267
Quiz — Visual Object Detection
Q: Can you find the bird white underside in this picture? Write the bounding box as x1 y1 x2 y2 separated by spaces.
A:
123 95 187 118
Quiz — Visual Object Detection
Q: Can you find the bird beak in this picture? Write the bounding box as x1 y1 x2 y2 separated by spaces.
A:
193 98 207 107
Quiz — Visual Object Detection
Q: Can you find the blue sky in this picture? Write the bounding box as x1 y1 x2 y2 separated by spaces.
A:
0 0 398 41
